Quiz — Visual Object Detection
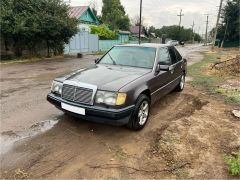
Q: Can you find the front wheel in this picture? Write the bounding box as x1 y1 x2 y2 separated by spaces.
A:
175 74 185 92
127 95 150 130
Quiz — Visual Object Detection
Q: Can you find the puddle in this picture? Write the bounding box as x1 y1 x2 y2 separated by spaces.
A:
0 119 58 156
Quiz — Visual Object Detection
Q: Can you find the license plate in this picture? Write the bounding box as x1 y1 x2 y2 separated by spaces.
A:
61 103 85 115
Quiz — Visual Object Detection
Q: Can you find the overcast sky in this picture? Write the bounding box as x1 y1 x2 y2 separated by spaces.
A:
70 0 221 35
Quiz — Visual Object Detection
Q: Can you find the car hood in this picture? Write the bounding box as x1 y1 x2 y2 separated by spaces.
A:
58 64 151 91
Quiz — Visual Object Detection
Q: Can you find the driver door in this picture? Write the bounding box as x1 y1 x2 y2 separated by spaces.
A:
150 47 175 103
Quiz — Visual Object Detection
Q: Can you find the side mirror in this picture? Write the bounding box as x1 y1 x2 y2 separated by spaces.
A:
160 65 170 71
155 63 161 74
155 63 169 74
95 58 100 64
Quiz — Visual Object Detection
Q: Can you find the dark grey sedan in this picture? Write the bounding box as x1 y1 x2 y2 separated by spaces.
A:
47 44 187 130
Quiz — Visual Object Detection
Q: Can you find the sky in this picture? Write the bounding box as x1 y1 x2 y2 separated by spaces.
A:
69 0 222 35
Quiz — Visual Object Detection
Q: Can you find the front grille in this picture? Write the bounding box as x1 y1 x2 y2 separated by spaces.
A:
62 84 93 105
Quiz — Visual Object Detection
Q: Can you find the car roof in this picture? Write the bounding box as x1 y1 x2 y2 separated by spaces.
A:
115 43 170 49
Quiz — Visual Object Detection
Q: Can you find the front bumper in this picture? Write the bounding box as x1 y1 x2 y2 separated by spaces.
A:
47 93 134 126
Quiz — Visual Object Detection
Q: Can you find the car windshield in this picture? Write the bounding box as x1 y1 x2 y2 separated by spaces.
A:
98 46 156 69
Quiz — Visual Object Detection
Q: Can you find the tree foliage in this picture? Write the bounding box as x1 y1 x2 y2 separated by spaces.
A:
148 25 202 42
101 0 130 30
0 0 79 57
216 0 240 41
90 25 117 40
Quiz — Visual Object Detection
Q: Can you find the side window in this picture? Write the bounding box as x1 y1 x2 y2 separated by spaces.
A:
173 47 182 61
168 47 177 64
158 48 171 65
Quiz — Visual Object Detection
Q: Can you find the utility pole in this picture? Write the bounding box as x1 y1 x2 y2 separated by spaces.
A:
221 19 229 48
204 14 210 45
177 9 184 41
212 0 224 49
138 0 143 44
191 21 195 44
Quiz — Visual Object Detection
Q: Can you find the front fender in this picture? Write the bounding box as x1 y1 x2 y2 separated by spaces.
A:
121 83 150 107
132 85 149 103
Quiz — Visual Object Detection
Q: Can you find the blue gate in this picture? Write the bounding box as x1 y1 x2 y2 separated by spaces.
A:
64 31 99 55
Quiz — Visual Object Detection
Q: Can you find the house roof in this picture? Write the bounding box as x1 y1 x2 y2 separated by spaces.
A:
69 6 88 18
69 6 99 25
150 33 156 37
130 26 144 34
119 30 131 34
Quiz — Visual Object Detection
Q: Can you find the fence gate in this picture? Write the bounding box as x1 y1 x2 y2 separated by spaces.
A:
64 31 99 55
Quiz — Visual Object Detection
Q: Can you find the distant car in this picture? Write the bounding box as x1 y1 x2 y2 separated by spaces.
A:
167 40 179 46
179 41 185 46
47 44 187 130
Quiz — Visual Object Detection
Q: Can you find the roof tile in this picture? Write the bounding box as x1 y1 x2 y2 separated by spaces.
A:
69 6 88 18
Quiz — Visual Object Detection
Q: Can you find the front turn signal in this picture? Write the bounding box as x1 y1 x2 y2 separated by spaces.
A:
116 93 127 105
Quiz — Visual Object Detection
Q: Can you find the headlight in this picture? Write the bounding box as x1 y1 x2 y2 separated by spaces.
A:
95 91 127 106
51 81 63 95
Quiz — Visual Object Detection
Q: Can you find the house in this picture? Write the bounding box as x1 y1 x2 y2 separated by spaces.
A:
118 30 131 43
130 25 148 38
69 6 100 32
149 33 156 38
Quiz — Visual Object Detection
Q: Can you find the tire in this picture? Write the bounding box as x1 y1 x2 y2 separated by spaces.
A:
175 74 185 92
127 94 151 130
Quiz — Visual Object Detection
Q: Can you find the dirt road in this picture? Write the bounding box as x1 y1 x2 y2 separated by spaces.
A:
1 45 239 179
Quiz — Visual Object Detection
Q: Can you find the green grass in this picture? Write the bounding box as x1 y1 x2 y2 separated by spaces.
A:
188 53 240 104
224 152 240 176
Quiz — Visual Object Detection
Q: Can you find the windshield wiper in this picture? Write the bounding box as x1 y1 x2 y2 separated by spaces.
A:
108 53 117 65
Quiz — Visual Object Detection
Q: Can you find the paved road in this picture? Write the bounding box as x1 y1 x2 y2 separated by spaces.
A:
0 44 208 134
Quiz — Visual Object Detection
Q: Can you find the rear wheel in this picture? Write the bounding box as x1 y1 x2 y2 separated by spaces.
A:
175 74 185 92
127 95 150 130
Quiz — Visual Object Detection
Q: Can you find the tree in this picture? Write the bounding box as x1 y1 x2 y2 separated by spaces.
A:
90 24 117 40
0 0 79 57
131 15 145 26
37 0 79 56
144 25 202 41
101 0 130 30
90 0 98 16
216 0 240 42
148 26 156 34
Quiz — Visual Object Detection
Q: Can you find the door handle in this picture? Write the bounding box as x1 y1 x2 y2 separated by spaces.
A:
169 65 175 74
169 65 174 71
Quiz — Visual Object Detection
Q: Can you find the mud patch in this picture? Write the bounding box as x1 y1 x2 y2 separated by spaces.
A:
1 86 30 99
145 95 240 178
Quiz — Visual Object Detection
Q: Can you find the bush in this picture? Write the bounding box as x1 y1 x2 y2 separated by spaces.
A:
0 0 79 57
90 25 117 40
224 152 240 176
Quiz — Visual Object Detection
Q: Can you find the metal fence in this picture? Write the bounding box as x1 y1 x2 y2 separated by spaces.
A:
64 31 99 55
64 31 154 54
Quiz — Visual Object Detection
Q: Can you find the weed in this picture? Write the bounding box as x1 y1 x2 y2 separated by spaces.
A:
224 152 240 176
188 52 240 104
14 168 31 179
